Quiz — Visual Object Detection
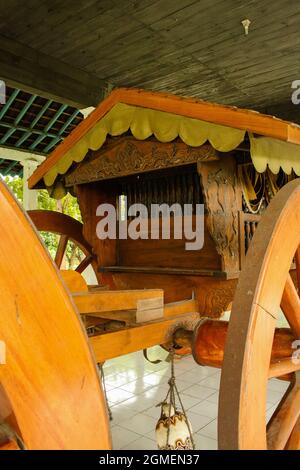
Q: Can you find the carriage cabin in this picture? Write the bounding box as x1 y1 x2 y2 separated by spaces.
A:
28 88 300 318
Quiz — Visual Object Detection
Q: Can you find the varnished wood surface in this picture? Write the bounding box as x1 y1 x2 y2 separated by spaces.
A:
0 182 111 450
28 87 300 190
219 178 300 450
90 311 199 363
28 209 101 283
73 289 163 314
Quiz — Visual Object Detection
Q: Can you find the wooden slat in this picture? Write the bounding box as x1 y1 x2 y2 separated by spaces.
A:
269 358 300 378
73 289 164 314
281 274 300 338
267 374 300 450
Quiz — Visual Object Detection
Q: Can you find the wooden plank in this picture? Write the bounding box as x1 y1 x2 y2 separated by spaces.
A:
84 298 197 324
89 312 199 362
73 289 164 314
163 299 198 317
136 297 164 323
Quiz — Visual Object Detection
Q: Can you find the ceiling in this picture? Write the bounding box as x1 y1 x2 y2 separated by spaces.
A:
0 86 82 176
1 1 300 121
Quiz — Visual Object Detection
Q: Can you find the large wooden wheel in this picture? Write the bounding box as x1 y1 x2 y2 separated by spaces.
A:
28 210 100 283
219 178 300 450
0 182 111 449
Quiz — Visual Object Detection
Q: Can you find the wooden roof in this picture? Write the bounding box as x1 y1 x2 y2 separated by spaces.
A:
29 87 300 190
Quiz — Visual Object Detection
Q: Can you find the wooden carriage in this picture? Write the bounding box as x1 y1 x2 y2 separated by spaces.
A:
1 88 300 450
28 88 300 317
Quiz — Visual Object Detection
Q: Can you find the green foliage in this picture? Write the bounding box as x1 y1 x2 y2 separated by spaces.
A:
2 175 84 269
2 174 23 202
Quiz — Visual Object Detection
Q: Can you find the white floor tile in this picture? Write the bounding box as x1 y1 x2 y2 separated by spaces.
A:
118 413 158 435
107 388 135 405
205 391 219 404
183 384 216 401
199 374 221 390
177 368 216 383
122 436 157 450
105 373 134 388
189 413 214 433
177 393 204 410
199 419 218 439
120 378 154 394
268 379 289 393
267 388 286 404
143 372 169 386
142 406 162 420
111 425 141 449
109 405 138 425
195 433 218 450
103 351 224 450
189 400 219 418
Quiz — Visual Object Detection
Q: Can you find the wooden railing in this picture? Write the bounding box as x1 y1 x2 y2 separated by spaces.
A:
238 211 261 269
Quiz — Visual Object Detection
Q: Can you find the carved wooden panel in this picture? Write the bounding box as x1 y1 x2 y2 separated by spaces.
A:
199 156 242 274
65 137 219 186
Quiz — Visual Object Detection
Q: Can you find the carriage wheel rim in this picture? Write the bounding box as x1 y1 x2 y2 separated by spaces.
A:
219 178 300 450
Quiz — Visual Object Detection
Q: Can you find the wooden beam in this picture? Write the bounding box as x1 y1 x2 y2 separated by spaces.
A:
0 35 108 108
89 312 199 362
83 298 198 325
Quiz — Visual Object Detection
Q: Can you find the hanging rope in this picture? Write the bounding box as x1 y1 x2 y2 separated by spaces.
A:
156 349 195 450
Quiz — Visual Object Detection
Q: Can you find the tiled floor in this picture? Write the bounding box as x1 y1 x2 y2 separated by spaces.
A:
103 346 289 450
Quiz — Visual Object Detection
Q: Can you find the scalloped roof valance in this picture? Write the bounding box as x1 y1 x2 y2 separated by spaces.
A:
29 88 300 199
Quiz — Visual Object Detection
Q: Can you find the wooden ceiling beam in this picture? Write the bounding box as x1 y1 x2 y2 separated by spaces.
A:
0 35 110 108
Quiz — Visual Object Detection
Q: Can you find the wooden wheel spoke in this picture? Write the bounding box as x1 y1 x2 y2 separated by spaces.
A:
269 357 300 378
0 438 20 450
54 234 68 268
75 255 93 273
28 210 101 283
286 415 300 449
281 274 300 338
267 374 300 450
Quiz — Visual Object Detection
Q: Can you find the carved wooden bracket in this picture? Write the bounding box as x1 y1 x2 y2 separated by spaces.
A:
198 156 242 274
